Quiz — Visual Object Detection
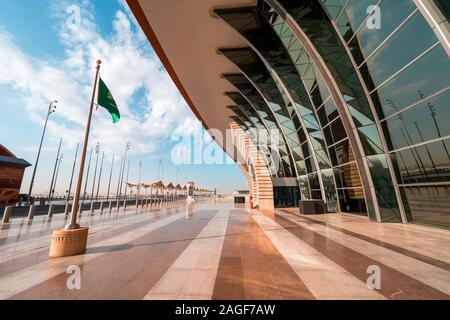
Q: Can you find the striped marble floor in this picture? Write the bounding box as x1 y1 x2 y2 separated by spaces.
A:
0 200 449 300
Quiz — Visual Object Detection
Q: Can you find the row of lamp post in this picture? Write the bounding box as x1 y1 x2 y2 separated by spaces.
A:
26 100 137 205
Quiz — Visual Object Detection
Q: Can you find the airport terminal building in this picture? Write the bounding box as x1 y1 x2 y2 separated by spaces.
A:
128 0 450 228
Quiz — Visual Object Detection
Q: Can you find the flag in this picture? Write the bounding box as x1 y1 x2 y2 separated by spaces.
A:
97 77 120 123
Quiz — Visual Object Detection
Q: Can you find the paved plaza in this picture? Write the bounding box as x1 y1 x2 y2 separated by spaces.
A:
0 200 449 300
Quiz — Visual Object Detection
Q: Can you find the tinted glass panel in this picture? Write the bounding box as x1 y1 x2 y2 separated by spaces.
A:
371 45 450 118
364 12 437 87
382 90 450 150
351 0 417 58
403 185 450 228
392 138 450 185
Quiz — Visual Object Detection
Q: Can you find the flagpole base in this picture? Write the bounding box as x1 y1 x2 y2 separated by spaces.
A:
49 227 89 258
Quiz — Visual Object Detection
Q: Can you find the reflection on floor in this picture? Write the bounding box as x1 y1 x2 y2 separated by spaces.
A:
0 200 449 300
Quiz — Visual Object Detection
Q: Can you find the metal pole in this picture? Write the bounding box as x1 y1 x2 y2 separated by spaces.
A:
106 154 115 201
67 142 79 202
118 142 131 200
124 160 130 203
66 60 101 230
90 143 100 200
27 100 57 202
137 160 142 199
51 154 63 200
419 90 450 160
96 151 104 200
116 156 124 200
82 147 93 200
47 137 62 203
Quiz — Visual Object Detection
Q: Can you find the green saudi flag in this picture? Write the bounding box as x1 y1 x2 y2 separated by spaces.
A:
97 77 120 123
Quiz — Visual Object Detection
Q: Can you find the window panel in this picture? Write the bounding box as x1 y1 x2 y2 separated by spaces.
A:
363 11 437 87
382 90 450 150
351 0 417 59
392 138 450 185
371 45 450 118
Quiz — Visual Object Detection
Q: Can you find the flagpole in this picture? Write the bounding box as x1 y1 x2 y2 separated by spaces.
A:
66 60 101 230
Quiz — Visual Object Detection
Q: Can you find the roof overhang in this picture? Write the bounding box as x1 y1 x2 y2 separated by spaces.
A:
127 0 255 151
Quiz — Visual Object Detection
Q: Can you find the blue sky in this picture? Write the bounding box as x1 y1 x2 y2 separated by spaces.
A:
0 0 246 195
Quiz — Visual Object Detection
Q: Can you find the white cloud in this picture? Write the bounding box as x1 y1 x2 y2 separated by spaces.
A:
0 0 198 157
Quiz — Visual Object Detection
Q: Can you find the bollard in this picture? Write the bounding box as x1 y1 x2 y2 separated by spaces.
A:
109 201 113 212
135 199 139 208
90 202 95 215
99 201 104 214
2 206 13 224
79 202 83 214
64 203 71 216
28 205 36 221
47 204 54 219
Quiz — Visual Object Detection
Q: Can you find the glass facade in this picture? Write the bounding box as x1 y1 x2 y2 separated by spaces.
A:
318 0 450 227
273 186 301 208
214 0 450 228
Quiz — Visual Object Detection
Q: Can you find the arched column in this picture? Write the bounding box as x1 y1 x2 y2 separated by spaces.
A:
231 121 274 209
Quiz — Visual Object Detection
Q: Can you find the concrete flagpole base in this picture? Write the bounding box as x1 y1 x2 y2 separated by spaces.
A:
49 227 89 258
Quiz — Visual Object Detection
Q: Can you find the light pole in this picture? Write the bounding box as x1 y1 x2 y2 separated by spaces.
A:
90 143 100 200
106 154 115 201
67 143 80 202
116 156 124 201
27 100 57 203
95 151 104 200
123 160 130 202
137 160 142 199
48 137 63 203
82 146 94 200
118 141 131 200
51 153 64 200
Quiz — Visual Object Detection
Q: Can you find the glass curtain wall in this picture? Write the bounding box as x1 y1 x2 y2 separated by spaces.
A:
223 74 296 178
317 0 450 227
216 4 367 214
271 0 409 222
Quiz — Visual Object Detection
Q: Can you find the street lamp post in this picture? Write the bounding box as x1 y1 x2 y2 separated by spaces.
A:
51 153 64 200
106 154 115 201
47 137 63 203
67 143 80 202
95 151 105 200
123 160 130 203
116 157 124 201
27 100 57 203
90 143 100 200
137 160 142 200
118 141 131 201
82 146 94 200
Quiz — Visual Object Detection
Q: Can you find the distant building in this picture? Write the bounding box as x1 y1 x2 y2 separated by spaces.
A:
0 145 31 207
233 190 250 204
